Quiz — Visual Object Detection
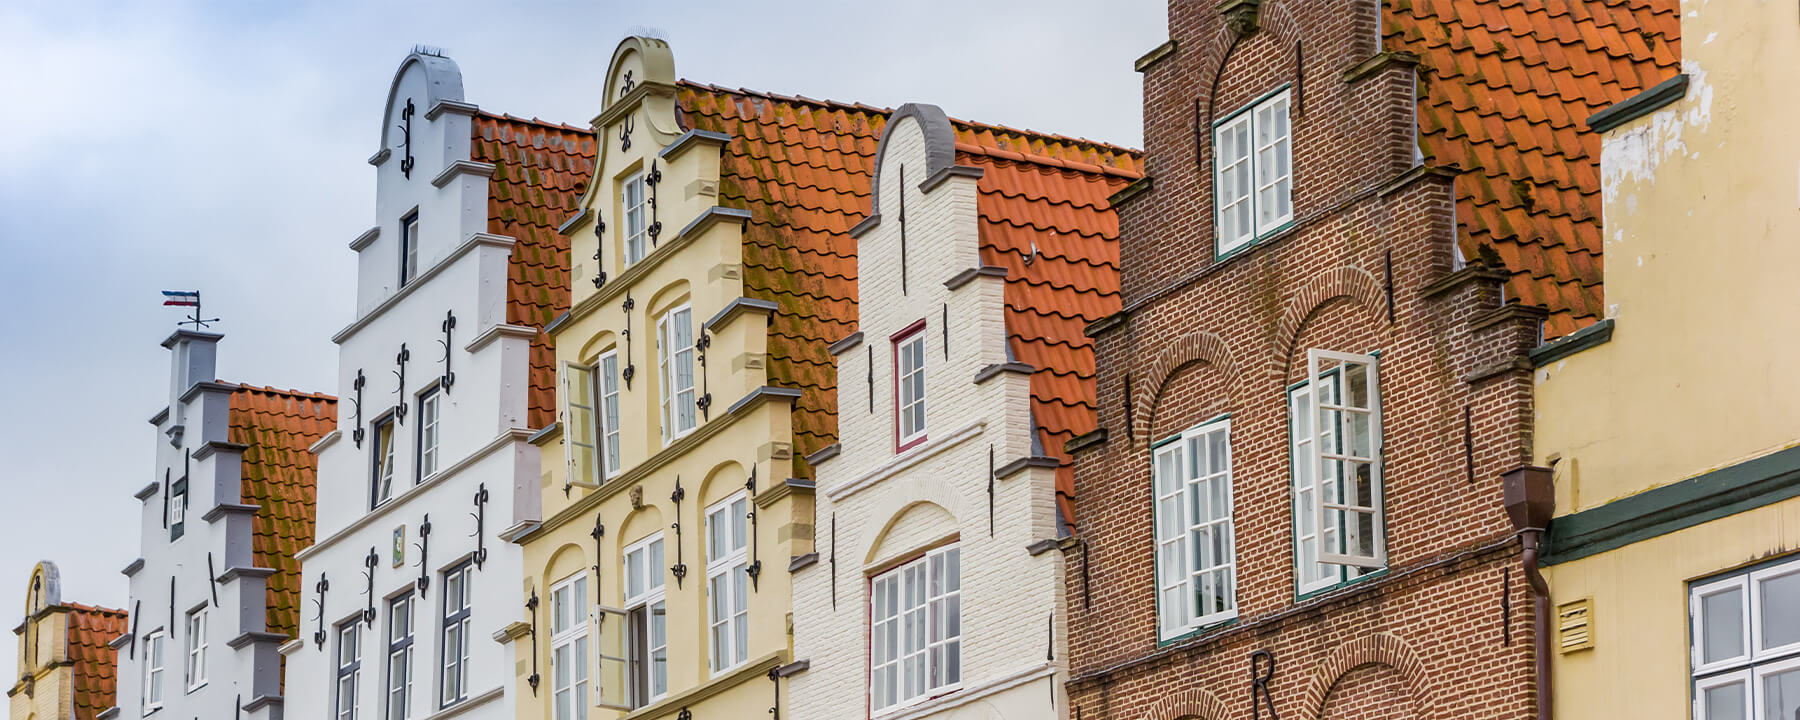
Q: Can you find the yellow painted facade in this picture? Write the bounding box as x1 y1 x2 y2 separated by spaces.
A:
9 563 123 720
1532 2 1800 717
509 37 810 719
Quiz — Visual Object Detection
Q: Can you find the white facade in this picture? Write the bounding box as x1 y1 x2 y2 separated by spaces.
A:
283 50 537 720
789 105 1071 720
108 331 290 720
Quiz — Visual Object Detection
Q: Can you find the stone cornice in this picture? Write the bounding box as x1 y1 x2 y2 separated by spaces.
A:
430 159 496 189
824 421 986 503
660 129 731 162
349 226 380 251
425 99 479 120
333 232 518 343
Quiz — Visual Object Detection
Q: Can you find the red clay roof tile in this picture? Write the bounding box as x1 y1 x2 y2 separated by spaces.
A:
66 602 128 720
226 385 336 653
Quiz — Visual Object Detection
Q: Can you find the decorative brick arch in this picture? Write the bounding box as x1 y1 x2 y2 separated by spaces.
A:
1133 330 1240 447
1192 0 1307 126
1141 687 1230 720
1299 632 1438 720
1271 265 1385 371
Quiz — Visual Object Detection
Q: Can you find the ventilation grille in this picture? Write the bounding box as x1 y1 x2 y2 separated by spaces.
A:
1558 598 1594 653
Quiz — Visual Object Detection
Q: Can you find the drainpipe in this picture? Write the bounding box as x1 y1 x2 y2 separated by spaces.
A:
1503 465 1555 720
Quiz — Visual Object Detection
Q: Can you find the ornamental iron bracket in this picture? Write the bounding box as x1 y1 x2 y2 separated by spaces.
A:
621 294 637 389
669 477 688 587
439 311 456 392
696 330 713 421
645 160 664 244
414 515 432 596
619 113 634 152
745 468 762 590
526 589 542 694
592 211 609 289
362 548 378 626
590 516 605 594
471 484 490 568
393 344 411 422
352 370 366 447
399 98 416 179
311 573 330 648
768 667 781 718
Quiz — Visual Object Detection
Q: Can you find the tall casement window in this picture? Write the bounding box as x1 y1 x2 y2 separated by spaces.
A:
1152 417 1237 640
705 493 749 674
1689 556 1800 719
439 562 472 707
168 477 187 541
599 351 622 476
623 535 668 706
386 593 414 720
184 607 207 691
1214 88 1293 257
400 212 421 285
336 620 362 720
893 322 927 451
1292 350 1385 572
658 306 697 442
371 414 398 509
870 545 962 714
550 573 590 720
144 629 166 712
416 387 441 481
566 363 601 486
623 171 648 265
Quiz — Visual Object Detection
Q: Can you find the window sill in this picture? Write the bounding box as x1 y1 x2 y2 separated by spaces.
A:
1296 566 1389 603
184 681 207 695
873 661 1055 720
422 685 501 720
1158 614 1239 648
1214 219 1298 264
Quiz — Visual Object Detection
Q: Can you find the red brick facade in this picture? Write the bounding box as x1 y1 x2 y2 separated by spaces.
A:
1061 2 1553 718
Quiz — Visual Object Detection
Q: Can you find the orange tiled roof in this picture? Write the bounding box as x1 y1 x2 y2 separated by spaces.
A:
66 602 128 720
473 113 597 429
674 83 1140 489
227 385 335 651
966 142 1141 528
1394 0 1681 337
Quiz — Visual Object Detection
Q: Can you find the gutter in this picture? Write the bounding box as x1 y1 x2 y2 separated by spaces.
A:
1503 465 1555 720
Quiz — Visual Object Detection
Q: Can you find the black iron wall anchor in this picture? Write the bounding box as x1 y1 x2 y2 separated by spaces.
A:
393 344 411 422
592 211 609 289
362 548 378 626
589 516 606 589
1250 649 1279 720
621 294 638 389
829 513 838 610
669 478 688 587
206 553 220 607
745 469 762 590
415 515 433 595
399 98 416 179
166 577 175 638
645 159 664 244
311 574 330 649
525 589 542 693
471 484 490 568
128 600 140 658
676 709 692 720
352 370 367 447
695 330 714 421
866 346 874 414
619 113 634 152
767 666 781 719
897 164 909 295
439 311 457 392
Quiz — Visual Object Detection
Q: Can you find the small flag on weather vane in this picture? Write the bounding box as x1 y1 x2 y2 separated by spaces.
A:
162 290 200 307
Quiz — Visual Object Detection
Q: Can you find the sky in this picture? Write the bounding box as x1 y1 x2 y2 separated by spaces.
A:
0 0 1162 670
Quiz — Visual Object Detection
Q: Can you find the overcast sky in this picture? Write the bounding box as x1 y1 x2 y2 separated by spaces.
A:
0 0 1161 666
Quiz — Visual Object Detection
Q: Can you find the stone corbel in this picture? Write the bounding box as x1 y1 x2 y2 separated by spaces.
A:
1219 0 1262 38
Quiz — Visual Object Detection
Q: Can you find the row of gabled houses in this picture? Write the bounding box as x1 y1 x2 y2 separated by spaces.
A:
15 1 1800 720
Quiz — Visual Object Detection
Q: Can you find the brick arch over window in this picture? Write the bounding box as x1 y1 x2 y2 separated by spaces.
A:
1140 687 1230 720
1272 265 1385 371
1133 330 1239 447
1191 0 1307 128
1299 632 1438 720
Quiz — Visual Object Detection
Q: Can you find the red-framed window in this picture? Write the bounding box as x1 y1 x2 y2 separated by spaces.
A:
891 320 928 452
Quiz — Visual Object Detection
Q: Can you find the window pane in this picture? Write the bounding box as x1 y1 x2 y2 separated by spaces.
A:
1702 680 1746 720
1764 667 1800 720
1704 587 1747 664
1760 571 1800 650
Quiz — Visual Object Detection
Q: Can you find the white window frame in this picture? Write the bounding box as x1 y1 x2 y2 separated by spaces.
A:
439 562 472 708
869 545 962 715
599 351 622 476
658 306 697 442
1213 88 1293 257
401 212 421 285
184 607 207 691
416 387 441 481
372 415 398 509
337 620 362 720
564 362 601 486
1307 349 1385 568
386 593 415 720
705 492 750 675
1152 417 1237 641
549 572 590 720
623 172 647 265
894 327 927 449
144 629 166 711
1690 556 1800 719
623 534 668 707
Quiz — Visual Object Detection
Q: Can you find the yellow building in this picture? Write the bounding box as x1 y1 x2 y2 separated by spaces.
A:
505 37 873 718
8 563 127 720
1530 2 1800 718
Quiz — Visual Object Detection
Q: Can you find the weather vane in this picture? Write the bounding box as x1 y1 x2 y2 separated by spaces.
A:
161 290 219 330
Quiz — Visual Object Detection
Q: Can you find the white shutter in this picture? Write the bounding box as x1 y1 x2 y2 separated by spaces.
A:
1310 349 1385 568
1214 113 1254 255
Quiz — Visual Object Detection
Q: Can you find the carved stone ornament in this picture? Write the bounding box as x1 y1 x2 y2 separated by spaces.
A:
630 485 644 510
1219 0 1263 38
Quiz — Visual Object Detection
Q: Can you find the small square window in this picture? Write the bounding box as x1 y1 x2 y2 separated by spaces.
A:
1214 89 1293 257
168 478 187 542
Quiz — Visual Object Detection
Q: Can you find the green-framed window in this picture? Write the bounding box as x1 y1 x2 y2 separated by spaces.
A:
1289 349 1385 598
1153 416 1237 641
1214 87 1294 258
